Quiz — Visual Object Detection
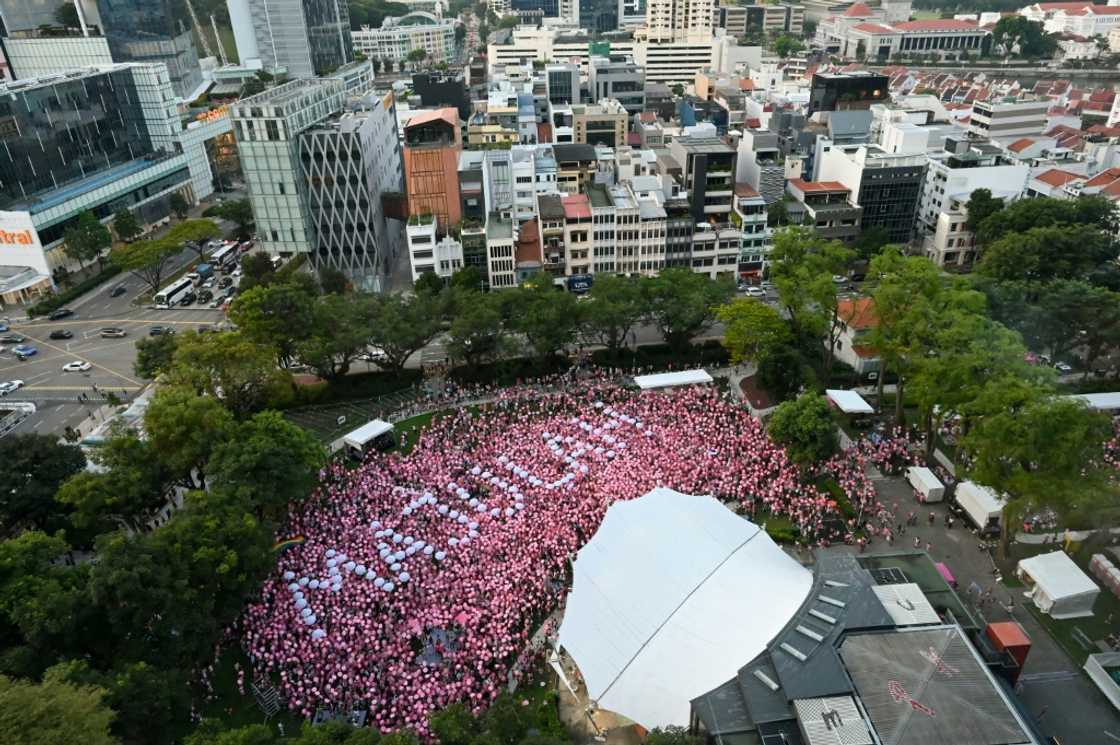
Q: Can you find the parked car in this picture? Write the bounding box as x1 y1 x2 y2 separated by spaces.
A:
745 286 766 298
109 285 128 297
99 328 127 339
198 289 214 304
0 321 8 333
1054 361 1073 374
0 334 25 344
13 345 37 358
0 379 25 395
218 276 233 289
179 293 197 307
62 361 92 373
832 275 847 284
48 307 74 320
49 330 73 340
209 297 223 308
149 325 174 336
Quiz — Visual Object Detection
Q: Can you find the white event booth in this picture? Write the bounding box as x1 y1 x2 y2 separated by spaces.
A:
1017 550 1100 619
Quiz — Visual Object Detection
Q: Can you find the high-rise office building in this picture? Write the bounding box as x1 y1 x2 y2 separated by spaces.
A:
300 93 404 288
0 0 99 34
94 0 203 99
402 107 463 232
588 55 645 116
0 62 229 290
580 0 617 32
227 0 353 80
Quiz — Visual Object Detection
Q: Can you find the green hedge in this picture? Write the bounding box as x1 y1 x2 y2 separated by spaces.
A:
28 265 122 318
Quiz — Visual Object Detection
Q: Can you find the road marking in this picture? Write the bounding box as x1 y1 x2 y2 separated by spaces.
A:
18 318 217 329
23 335 142 387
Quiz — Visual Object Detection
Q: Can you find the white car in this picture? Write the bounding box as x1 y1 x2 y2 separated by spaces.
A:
745 286 766 298
0 379 25 395
832 275 847 284
63 361 92 373
1054 361 1073 374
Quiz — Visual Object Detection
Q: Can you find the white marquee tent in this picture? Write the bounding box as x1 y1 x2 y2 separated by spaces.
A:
633 369 713 390
1017 550 1100 619
825 389 874 414
557 487 813 729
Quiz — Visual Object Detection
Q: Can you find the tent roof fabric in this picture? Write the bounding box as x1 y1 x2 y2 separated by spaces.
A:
633 369 714 390
342 419 394 448
956 481 1005 514
1069 392 1120 411
558 488 812 728
826 389 874 414
1018 551 1099 601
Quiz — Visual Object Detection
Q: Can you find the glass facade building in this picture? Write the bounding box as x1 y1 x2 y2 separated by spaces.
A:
240 0 353 80
95 0 203 99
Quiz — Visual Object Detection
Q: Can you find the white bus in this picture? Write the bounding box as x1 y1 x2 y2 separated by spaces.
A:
210 243 239 272
154 277 195 308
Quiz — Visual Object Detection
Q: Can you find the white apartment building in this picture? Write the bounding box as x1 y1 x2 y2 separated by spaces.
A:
645 0 714 42
351 14 458 66
924 197 978 268
407 215 464 280
1041 2 1120 35
486 215 517 288
968 98 1049 143
918 141 1030 235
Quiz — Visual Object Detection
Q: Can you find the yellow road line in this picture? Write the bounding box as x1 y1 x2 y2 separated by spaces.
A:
25 384 142 391
17 318 218 328
26 335 142 387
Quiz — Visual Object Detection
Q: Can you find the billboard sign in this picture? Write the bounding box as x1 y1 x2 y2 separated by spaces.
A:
0 210 49 276
567 274 593 293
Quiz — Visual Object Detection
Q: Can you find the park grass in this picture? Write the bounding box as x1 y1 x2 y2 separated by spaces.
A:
999 541 1120 667
198 647 301 739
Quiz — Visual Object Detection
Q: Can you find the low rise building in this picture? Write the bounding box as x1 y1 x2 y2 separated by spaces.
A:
786 178 863 244
732 183 771 279
351 13 458 67
588 55 646 116
573 99 629 148
402 107 463 232
918 138 1030 235
818 144 927 244
968 98 1049 143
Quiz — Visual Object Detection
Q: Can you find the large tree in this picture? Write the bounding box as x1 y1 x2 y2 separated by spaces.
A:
716 297 792 366
143 387 235 489
0 531 90 653
508 280 582 363
643 268 734 354
0 434 85 534
133 334 178 379
366 293 444 372
964 188 1004 235
0 671 118 745
112 209 142 244
296 294 370 381
112 239 179 294
767 392 838 467
165 331 291 415
991 16 1056 58
169 193 190 221
976 224 1116 287
580 274 644 358
447 292 505 368
230 282 317 365
974 194 1117 246
64 211 113 270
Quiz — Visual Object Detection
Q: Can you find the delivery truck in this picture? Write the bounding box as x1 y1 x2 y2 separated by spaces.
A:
954 480 1006 537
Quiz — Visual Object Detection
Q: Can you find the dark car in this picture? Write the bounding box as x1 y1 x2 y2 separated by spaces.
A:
109 285 128 297
198 289 214 304
49 330 73 340
0 334 26 345
47 307 74 320
218 276 233 289
149 326 175 336
179 293 196 307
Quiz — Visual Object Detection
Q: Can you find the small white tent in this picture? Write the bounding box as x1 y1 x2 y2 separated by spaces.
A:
557 487 812 729
906 466 945 503
342 419 394 455
825 389 874 414
1017 551 1100 619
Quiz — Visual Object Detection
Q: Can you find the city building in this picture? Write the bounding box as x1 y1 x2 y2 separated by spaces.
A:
918 138 1030 235
732 183 770 279
1041 3 1120 37
786 178 863 243
815 16 991 62
227 0 353 80
486 213 517 287
924 195 980 268
546 62 581 105
588 55 645 116
94 0 203 99
0 63 228 281
232 77 347 258
299 93 404 289
715 1 804 36
573 99 629 147
1 30 112 79
580 0 618 32
402 107 463 232
0 0 99 34
406 214 463 281
645 0 713 42
818 143 927 244
351 13 457 68
667 133 741 277
808 72 890 116
412 71 471 120
968 98 1050 143
736 129 786 204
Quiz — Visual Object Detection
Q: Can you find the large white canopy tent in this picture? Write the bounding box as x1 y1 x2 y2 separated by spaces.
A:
633 369 713 390
1017 550 1100 619
557 487 813 729
825 389 874 414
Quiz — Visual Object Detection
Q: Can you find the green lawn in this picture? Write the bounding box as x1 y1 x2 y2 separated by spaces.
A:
198 648 300 738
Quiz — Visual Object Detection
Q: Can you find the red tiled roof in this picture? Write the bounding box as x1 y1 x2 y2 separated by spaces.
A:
1072 4 1120 13
746 117 762 128
1082 167 1120 187
739 79 756 91
1007 137 1036 153
1035 1 1095 10
561 194 591 220
838 297 879 330
843 2 874 17
404 107 458 131
1033 168 1083 187
893 19 980 31
638 111 656 122
789 178 850 193
627 132 641 146
854 22 896 33
1088 124 1120 136
1089 88 1114 103
1101 180 1120 200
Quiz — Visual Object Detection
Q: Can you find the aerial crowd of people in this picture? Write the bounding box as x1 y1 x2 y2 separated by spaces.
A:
236 378 917 734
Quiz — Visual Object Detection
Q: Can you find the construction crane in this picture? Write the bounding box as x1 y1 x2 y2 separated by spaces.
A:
184 0 215 60
211 15 230 66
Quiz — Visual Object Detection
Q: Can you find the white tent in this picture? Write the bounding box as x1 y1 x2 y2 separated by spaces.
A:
1017 550 1100 619
825 389 874 414
342 419 394 453
557 487 812 729
633 369 713 390
954 480 1005 534
1068 392 1120 412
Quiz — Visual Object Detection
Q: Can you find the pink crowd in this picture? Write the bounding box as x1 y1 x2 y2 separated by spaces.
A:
238 383 910 735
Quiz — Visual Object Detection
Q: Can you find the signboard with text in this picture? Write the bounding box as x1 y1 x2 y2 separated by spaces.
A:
0 210 49 276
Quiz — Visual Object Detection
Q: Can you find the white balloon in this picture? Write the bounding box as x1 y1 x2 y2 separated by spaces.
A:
326 549 337 558
304 614 316 625
288 582 300 592
309 580 320 590
448 537 459 546
434 551 446 561
355 565 367 576
438 505 449 514
301 606 312 617
383 582 395 592
423 545 434 555
299 577 309 586
283 571 296 580
374 577 386 588
391 563 402 572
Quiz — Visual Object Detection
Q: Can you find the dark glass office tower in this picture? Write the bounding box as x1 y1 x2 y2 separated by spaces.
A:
0 66 159 207
95 0 202 98
579 0 617 33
